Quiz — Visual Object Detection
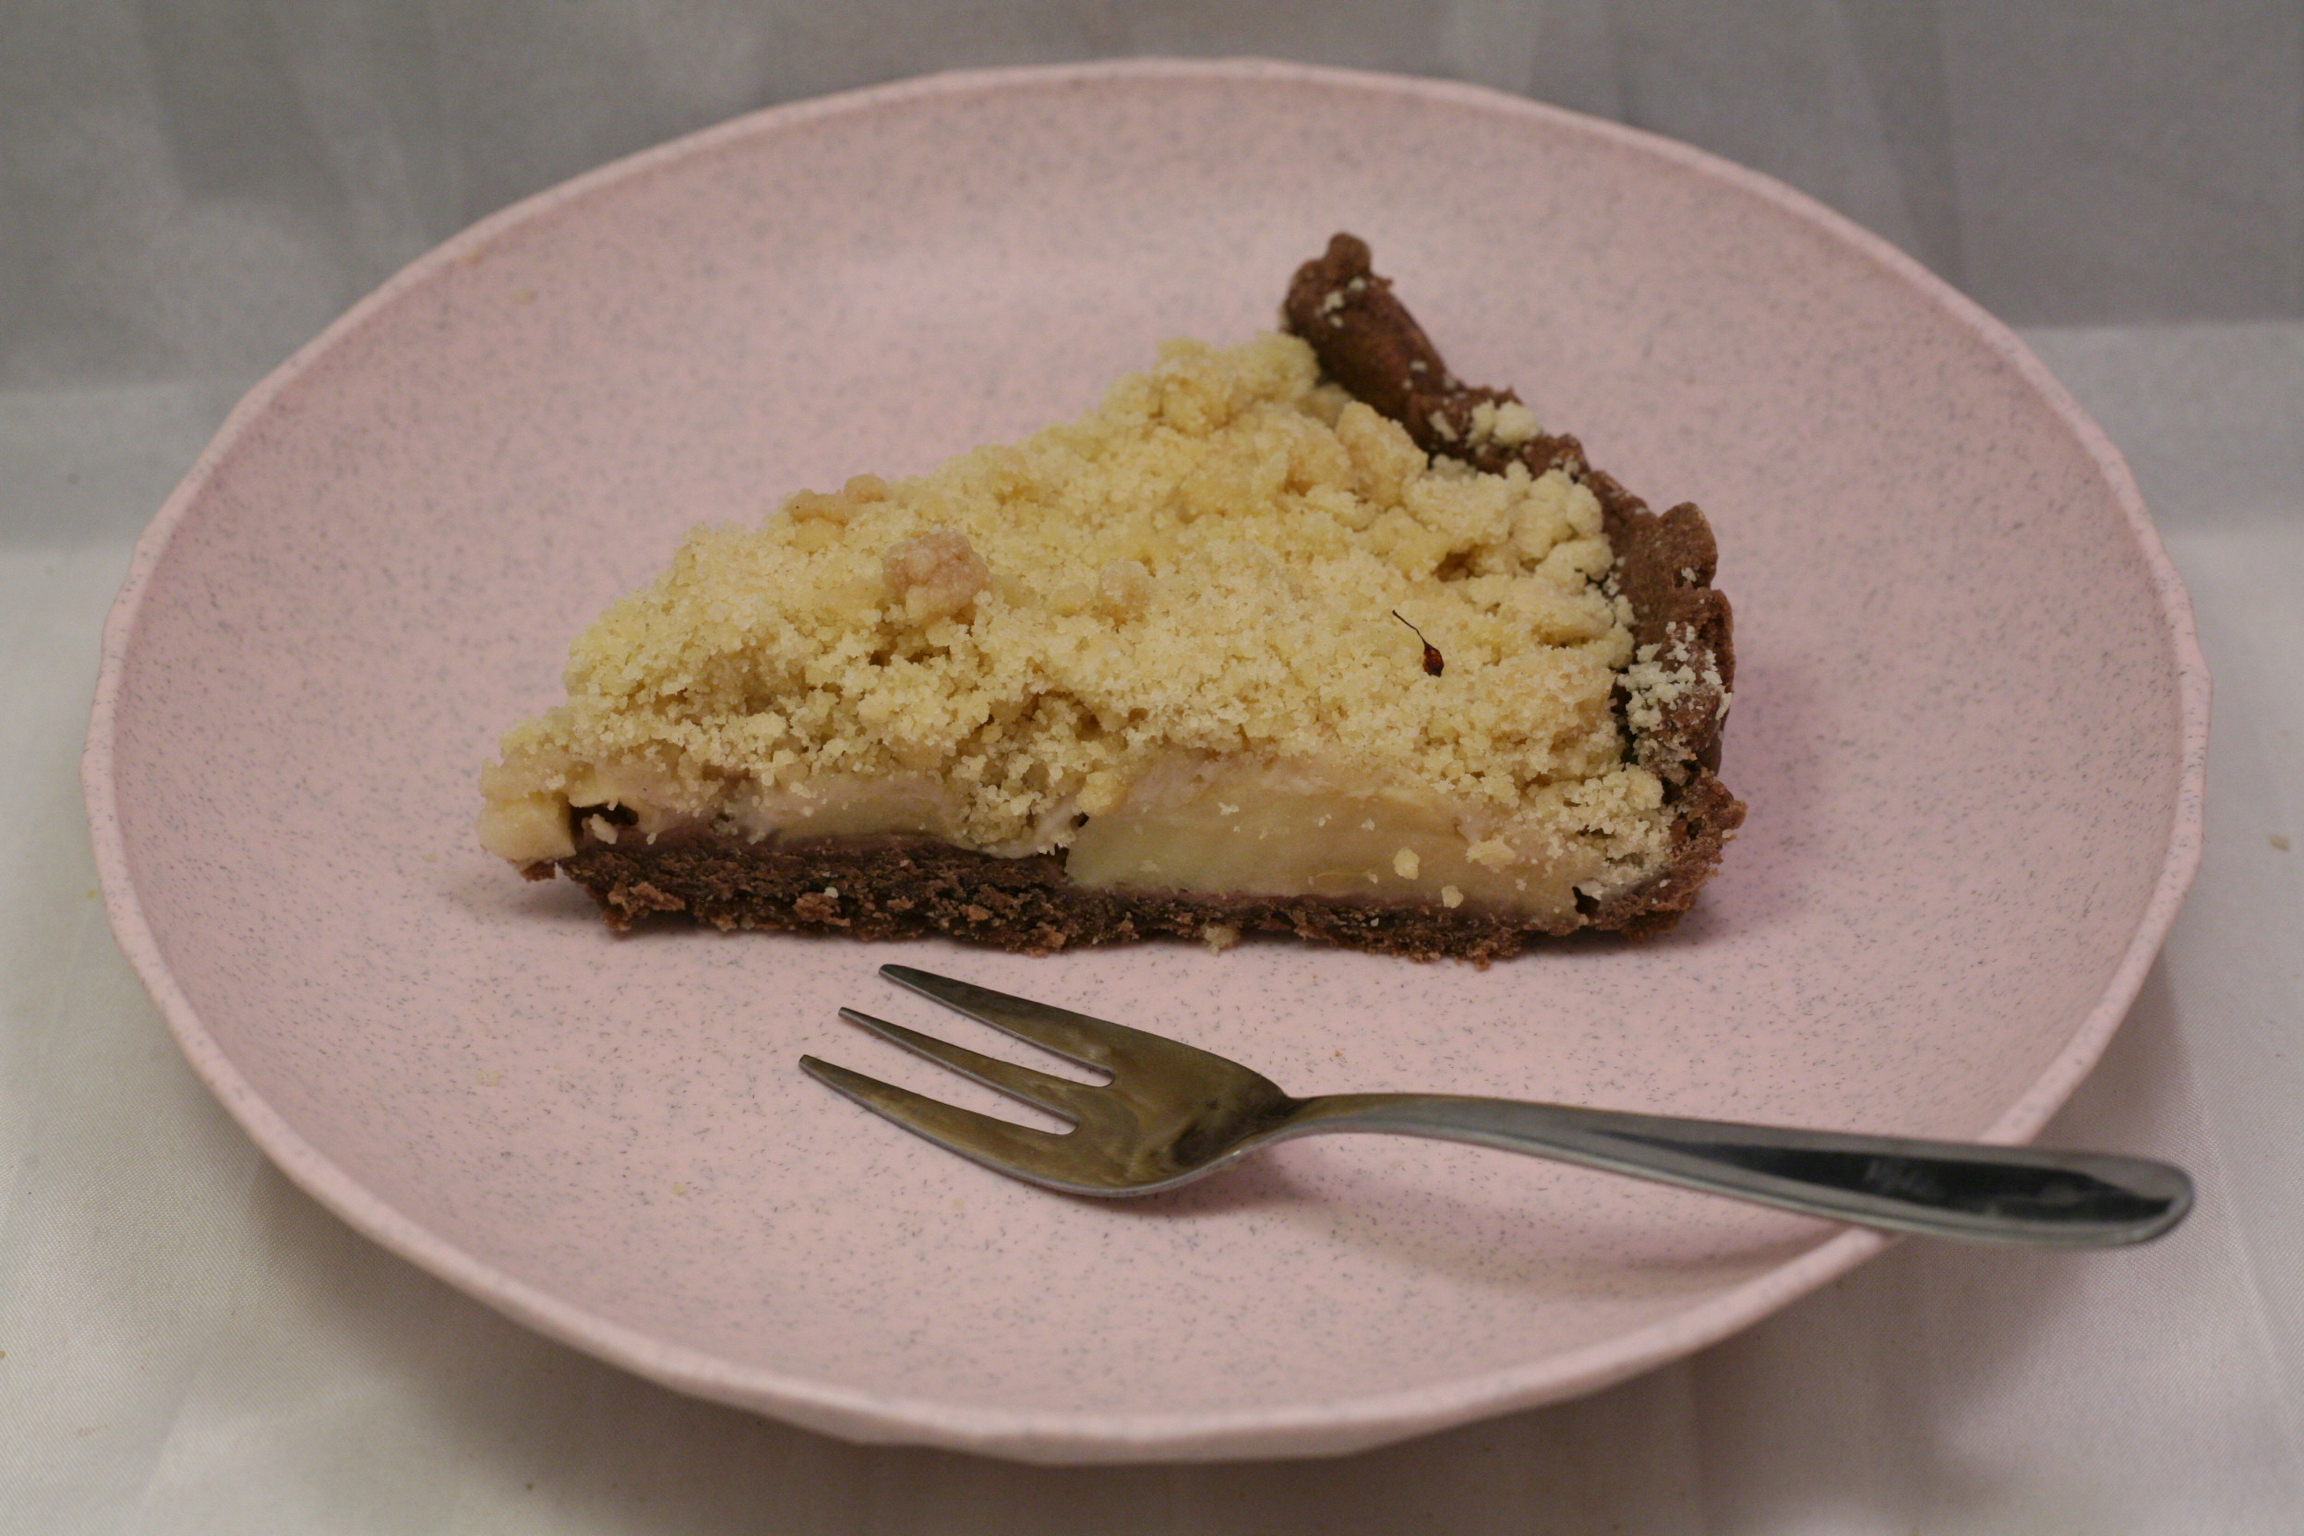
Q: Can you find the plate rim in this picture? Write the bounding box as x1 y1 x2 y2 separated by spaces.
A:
80 56 2210 1463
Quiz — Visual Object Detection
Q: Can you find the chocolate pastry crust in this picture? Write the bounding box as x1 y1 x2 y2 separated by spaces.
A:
555 834 1565 965
1281 234 1742 934
550 237 1743 959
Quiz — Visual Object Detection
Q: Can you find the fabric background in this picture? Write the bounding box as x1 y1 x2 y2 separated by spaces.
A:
4 3 2302 1531
6 0 2301 392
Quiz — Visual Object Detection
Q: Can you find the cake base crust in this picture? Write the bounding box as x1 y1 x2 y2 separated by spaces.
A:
551 760 1740 964
558 836 1559 964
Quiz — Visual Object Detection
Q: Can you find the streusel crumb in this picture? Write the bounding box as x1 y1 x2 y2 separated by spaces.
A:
482 333 1665 871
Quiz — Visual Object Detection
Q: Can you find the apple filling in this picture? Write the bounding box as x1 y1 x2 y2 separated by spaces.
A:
483 750 1665 926
1061 757 1651 923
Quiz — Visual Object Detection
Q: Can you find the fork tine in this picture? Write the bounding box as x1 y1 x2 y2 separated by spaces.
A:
799 1056 1076 1179
878 965 1148 1071
836 1007 1094 1118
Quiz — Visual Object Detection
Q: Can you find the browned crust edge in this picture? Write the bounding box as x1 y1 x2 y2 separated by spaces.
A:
1281 232 1743 934
540 236 1744 959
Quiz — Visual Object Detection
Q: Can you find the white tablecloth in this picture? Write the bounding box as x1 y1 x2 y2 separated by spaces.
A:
3 320 2299 1532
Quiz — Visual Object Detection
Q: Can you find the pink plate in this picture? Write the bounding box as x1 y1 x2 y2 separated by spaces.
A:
84 60 2207 1463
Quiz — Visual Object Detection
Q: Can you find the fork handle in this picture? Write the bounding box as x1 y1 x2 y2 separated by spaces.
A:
1273 1094 2190 1246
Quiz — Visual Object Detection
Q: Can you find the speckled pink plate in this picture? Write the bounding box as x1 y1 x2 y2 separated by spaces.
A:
85 60 2206 1463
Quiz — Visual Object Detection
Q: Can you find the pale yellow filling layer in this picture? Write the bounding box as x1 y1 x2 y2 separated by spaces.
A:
1062 756 1630 923
481 759 1642 923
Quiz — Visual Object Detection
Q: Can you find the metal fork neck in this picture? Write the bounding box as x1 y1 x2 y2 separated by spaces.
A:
1271 1094 2190 1247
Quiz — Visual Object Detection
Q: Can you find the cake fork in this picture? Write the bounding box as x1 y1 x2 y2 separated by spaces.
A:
801 966 2191 1246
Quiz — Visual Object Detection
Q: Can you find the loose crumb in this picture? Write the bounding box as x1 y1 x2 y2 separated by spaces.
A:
883 528 989 625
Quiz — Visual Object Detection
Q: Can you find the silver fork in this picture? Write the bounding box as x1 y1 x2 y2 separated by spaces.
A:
800 966 2192 1247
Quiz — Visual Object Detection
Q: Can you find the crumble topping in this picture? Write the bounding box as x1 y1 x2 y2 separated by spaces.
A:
480 332 1674 898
